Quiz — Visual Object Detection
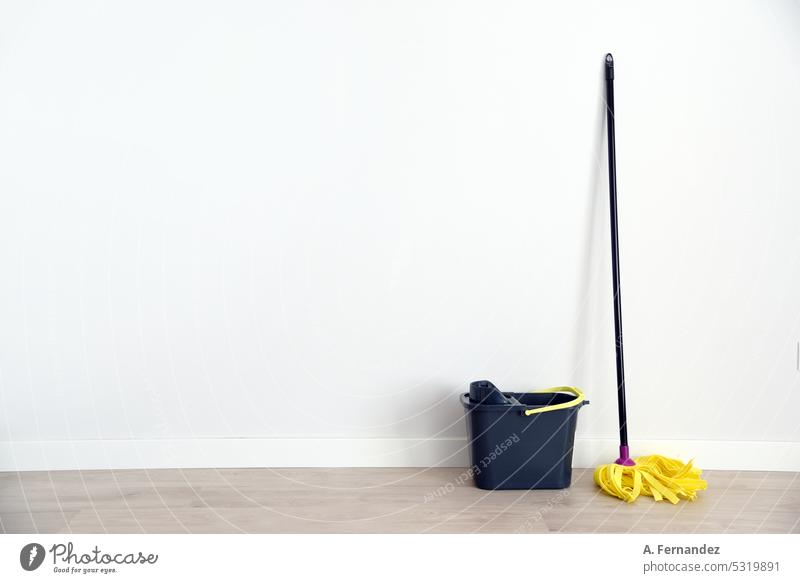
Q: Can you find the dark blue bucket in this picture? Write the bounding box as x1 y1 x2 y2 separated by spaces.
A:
461 380 588 490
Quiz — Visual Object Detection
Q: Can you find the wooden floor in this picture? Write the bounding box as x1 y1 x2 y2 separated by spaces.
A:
1 467 798 533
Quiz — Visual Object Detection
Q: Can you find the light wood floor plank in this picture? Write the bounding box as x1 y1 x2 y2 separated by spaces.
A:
1 468 797 533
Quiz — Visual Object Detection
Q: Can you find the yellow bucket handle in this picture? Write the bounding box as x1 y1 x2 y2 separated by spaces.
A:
523 386 586 416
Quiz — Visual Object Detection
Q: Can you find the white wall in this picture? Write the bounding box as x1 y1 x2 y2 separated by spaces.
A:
1 0 799 471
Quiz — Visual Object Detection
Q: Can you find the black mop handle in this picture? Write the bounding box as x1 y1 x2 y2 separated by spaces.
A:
604 53 629 451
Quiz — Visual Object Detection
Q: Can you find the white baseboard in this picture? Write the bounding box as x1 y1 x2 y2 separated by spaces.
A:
1 438 798 472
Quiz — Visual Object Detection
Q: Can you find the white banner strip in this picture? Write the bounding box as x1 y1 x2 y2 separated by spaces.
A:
0 534 797 583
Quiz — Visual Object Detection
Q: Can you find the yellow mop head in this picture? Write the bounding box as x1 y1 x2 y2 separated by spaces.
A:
594 454 708 503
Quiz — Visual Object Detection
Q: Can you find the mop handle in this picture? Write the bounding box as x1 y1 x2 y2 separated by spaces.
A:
604 53 629 449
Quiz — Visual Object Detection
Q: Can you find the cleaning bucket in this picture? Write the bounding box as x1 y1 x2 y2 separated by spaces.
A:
461 380 588 490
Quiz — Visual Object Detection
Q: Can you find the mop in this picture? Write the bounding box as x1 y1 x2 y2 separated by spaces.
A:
593 54 708 503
